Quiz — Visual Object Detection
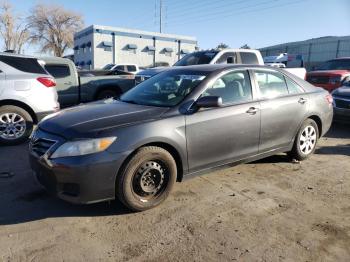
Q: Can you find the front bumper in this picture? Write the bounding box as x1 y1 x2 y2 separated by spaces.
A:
29 130 130 204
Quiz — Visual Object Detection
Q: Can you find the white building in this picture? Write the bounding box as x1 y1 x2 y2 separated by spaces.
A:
74 25 198 69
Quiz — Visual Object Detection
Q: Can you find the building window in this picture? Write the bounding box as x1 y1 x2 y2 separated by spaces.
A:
163 47 173 57
127 44 137 54
101 41 113 52
145 45 155 56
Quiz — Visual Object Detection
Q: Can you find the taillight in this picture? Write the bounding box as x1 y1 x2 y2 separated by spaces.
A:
325 94 333 105
37 77 56 87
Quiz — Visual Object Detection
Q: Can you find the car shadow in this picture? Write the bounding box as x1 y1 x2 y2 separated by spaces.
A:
0 143 132 226
315 144 350 157
0 122 349 225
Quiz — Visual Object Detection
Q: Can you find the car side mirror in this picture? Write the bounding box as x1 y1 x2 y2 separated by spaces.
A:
196 96 223 108
227 56 234 64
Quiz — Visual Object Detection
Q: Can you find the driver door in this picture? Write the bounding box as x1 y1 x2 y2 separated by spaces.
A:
185 70 260 173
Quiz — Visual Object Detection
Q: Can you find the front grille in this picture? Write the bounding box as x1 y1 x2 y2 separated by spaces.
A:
30 137 56 157
306 75 330 84
334 98 350 109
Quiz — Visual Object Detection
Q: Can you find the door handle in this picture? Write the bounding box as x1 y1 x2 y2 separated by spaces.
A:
64 81 72 85
298 98 307 104
246 107 259 115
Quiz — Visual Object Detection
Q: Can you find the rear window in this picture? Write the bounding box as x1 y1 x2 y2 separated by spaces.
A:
174 51 219 66
126 65 137 72
0 55 47 74
45 64 70 78
240 52 259 64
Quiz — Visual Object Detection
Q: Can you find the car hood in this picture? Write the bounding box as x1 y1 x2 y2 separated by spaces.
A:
137 67 170 77
333 86 350 98
39 99 168 139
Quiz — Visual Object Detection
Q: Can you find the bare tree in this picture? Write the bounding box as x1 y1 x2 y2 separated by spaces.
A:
0 2 29 53
216 43 229 49
240 44 251 49
27 4 83 57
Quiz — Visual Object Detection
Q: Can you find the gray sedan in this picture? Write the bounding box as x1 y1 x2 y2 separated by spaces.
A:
29 64 333 211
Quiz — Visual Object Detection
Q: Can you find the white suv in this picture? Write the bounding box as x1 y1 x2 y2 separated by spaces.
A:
0 53 59 145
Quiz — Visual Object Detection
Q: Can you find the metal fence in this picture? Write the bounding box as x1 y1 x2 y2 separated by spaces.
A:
259 38 350 70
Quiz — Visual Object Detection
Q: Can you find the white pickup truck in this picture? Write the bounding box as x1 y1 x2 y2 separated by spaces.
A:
136 49 306 83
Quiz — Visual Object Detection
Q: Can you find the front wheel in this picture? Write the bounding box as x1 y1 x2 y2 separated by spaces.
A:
96 89 119 100
288 119 319 161
0 105 33 145
116 146 177 211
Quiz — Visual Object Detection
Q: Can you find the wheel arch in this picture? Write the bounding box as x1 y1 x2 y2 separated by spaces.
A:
307 114 322 138
94 85 122 100
116 141 185 188
0 99 37 123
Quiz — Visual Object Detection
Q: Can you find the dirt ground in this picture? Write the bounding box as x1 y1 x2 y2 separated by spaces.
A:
0 123 349 262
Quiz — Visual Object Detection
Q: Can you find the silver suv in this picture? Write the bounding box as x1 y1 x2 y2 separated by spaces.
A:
0 52 59 145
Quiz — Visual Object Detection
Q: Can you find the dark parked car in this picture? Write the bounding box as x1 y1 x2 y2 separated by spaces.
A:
29 65 333 211
332 81 350 123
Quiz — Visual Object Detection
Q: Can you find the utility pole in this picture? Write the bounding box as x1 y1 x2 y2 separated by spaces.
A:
159 0 163 33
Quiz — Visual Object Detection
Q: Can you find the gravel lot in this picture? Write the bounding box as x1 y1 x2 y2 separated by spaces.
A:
0 123 349 262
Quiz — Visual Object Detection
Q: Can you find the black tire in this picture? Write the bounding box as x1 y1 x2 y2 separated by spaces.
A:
96 89 119 100
116 146 177 211
288 119 319 161
0 105 33 145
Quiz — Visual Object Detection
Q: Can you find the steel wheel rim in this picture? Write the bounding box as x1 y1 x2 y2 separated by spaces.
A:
132 160 168 201
299 125 317 155
0 113 26 140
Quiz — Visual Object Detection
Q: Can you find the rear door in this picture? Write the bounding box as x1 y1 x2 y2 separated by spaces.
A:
186 69 260 172
0 68 5 96
44 63 79 107
252 69 308 152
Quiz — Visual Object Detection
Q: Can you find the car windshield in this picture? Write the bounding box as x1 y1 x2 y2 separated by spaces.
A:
174 51 219 66
103 64 115 70
120 70 208 107
317 60 350 70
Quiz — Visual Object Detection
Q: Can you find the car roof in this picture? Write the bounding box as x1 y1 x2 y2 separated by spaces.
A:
169 64 270 73
39 56 71 63
0 52 36 59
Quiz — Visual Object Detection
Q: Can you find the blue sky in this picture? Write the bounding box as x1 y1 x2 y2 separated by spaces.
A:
7 0 350 54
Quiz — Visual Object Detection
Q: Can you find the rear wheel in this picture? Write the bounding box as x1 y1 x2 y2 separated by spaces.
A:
116 146 177 211
288 119 319 161
0 105 33 145
96 89 119 100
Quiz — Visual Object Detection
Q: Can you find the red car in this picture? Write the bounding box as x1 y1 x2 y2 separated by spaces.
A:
306 58 350 92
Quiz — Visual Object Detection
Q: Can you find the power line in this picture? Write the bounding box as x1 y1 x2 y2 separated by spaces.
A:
166 0 283 23
167 0 306 28
167 0 253 15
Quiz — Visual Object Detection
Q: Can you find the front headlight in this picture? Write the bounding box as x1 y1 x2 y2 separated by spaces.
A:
51 137 116 158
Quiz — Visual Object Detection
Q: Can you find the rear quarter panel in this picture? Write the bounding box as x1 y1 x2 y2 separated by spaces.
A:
307 90 333 136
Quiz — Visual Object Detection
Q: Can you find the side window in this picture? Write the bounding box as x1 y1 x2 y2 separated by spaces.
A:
285 76 304 94
44 65 70 78
240 52 258 64
216 52 238 64
126 65 137 72
115 65 125 71
203 70 252 104
0 56 47 74
254 70 288 99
